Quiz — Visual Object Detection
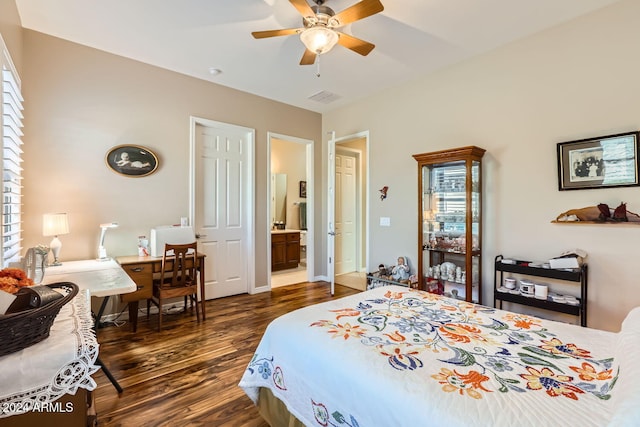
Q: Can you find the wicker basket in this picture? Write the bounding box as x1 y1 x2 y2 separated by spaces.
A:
0 282 79 357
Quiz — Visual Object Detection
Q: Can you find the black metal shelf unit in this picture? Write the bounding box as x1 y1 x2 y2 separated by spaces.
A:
494 255 588 326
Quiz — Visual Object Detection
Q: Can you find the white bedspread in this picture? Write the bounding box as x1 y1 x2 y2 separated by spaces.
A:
240 286 640 426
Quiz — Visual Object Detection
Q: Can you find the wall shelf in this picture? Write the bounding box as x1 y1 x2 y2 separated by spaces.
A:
494 255 588 327
551 220 640 225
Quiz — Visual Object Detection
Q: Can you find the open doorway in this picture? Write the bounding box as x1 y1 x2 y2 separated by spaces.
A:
268 133 314 288
333 135 368 291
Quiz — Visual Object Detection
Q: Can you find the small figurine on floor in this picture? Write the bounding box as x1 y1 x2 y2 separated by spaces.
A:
367 264 390 290
376 263 389 279
391 256 410 282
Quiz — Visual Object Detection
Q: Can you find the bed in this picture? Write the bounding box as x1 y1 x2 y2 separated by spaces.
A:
239 285 640 426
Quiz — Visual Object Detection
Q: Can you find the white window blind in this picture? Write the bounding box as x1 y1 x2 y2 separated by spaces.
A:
1 36 23 267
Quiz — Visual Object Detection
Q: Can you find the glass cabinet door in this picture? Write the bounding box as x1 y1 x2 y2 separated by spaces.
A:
414 147 485 303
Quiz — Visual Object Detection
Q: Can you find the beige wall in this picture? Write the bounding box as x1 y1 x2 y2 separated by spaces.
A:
20 30 322 291
0 0 22 73
6 0 640 330
323 0 640 332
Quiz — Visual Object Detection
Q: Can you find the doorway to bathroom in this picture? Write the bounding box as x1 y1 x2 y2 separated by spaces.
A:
268 133 314 288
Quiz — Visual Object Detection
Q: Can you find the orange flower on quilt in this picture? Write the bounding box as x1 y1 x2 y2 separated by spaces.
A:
457 302 477 313
570 362 613 381
383 330 406 342
539 338 592 359
439 323 488 344
520 366 584 400
383 290 405 300
502 312 542 329
419 292 441 302
326 322 366 340
329 308 361 320
431 367 491 399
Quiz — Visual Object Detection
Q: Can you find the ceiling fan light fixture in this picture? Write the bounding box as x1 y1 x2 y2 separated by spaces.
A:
300 26 338 54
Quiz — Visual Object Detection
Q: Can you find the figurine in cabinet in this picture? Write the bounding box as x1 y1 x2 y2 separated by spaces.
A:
426 277 444 295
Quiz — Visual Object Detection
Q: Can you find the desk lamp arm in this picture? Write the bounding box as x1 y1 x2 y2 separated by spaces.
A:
97 222 118 260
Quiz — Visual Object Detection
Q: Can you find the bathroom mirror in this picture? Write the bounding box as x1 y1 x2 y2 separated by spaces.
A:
271 173 287 226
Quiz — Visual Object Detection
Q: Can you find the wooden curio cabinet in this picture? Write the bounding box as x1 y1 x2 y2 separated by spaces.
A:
413 146 485 303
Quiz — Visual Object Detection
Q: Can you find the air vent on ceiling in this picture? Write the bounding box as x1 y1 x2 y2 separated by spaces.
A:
308 90 341 104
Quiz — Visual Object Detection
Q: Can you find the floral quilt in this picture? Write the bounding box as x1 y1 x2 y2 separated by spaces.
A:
240 286 629 427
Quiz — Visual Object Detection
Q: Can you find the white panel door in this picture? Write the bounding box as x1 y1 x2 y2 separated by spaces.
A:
334 154 344 275
327 132 336 295
335 152 356 274
194 122 250 299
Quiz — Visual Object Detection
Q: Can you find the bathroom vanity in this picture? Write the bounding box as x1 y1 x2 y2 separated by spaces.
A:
271 230 300 271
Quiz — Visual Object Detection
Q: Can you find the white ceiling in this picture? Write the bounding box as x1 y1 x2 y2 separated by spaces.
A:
15 0 622 113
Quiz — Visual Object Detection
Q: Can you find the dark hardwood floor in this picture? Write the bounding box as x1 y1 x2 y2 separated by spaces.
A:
93 282 360 427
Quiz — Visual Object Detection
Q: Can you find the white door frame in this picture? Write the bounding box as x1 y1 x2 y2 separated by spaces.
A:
328 130 370 292
327 131 336 295
267 132 315 288
188 116 257 295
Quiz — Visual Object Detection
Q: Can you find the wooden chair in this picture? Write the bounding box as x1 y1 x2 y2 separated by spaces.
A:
147 242 201 331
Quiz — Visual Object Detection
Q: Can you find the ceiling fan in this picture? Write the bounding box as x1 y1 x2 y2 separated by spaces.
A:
252 0 384 65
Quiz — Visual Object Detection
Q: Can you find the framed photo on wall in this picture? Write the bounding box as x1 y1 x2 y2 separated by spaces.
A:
106 144 159 177
299 181 307 198
557 131 640 190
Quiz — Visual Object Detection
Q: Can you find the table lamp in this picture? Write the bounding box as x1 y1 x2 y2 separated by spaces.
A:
42 213 69 266
98 222 118 260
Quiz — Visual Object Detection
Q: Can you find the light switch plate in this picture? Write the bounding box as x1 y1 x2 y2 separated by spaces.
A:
380 216 391 226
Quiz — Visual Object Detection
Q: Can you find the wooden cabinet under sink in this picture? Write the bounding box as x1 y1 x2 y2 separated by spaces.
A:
272 231 300 271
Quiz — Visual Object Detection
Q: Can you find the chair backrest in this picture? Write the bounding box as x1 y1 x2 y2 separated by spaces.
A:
160 242 198 288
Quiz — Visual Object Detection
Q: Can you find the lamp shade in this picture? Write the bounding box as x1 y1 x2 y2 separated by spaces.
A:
43 213 69 236
300 26 339 54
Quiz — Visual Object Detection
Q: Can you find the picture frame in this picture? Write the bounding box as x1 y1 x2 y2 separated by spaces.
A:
557 131 640 191
106 144 159 177
299 180 307 198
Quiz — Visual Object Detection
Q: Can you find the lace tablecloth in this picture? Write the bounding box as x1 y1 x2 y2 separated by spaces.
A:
0 289 99 418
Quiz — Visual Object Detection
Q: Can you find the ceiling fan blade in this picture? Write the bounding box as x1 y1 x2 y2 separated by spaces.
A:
336 32 375 56
289 0 316 18
300 49 317 65
332 0 384 26
252 28 302 39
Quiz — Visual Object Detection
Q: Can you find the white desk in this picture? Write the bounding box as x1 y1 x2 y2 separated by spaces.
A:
43 259 137 328
42 259 137 394
42 259 137 297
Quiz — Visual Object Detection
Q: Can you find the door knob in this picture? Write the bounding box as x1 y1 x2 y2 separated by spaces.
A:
195 233 207 239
